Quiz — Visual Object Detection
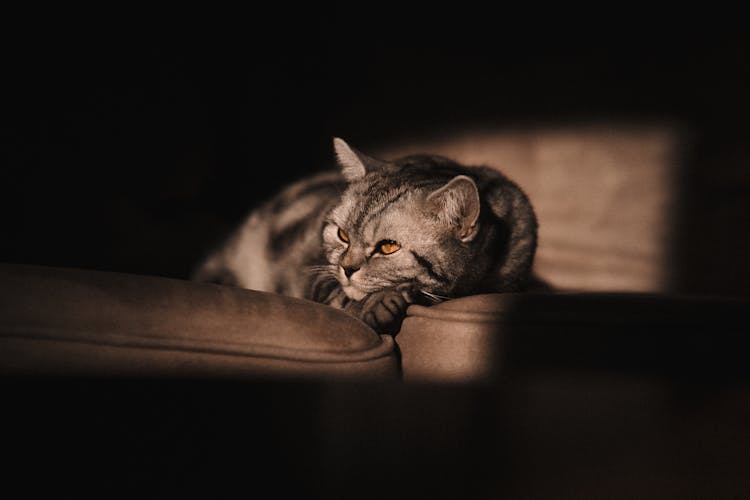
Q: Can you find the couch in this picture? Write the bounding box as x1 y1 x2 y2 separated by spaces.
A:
2 261 750 497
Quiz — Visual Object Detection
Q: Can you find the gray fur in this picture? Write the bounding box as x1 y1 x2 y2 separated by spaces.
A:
193 138 539 334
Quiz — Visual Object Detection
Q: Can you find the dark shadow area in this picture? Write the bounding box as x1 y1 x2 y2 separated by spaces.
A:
502 293 750 381
2 378 506 498
499 292 750 497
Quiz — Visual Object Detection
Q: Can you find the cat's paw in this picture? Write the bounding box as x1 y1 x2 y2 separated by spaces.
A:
360 284 417 335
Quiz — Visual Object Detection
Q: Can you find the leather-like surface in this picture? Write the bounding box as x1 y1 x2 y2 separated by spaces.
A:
0 263 398 379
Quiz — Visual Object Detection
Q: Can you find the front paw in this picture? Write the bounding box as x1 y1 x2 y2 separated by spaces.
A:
360 284 417 335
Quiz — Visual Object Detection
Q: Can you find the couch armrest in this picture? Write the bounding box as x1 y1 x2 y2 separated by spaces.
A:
398 292 750 383
0 263 398 380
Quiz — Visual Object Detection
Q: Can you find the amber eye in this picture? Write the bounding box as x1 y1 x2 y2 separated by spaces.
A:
337 227 349 243
379 240 401 255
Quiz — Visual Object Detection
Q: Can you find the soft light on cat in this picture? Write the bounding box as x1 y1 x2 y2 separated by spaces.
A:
193 138 540 335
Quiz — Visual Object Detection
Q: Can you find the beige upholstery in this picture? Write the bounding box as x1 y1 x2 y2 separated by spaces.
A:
0 263 398 380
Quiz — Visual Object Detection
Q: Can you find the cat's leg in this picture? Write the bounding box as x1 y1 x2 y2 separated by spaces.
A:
346 283 420 335
311 276 419 335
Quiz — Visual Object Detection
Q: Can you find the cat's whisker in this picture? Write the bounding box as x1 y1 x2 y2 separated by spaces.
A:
306 265 332 270
308 272 337 279
419 290 451 303
305 265 337 278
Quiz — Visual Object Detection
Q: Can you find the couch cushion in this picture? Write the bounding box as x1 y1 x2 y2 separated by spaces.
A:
0 263 398 380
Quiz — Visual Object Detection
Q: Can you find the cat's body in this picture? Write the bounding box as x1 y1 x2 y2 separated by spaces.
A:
194 139 540 334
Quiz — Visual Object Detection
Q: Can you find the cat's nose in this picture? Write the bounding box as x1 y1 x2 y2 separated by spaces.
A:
343 265 360 279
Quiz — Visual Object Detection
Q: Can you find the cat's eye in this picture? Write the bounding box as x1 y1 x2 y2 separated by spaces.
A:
337 227 349 244
379 240 401 255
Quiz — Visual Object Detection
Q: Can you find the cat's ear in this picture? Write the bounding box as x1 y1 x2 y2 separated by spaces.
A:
427 175 481 242
333 137 389 181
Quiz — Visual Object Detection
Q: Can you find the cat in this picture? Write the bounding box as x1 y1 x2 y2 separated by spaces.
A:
193 138 540 335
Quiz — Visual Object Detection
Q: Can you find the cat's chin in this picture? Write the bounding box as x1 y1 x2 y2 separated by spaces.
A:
342 284 367 301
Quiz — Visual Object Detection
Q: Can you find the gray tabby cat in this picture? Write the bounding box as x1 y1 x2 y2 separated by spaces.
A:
193 138 539 334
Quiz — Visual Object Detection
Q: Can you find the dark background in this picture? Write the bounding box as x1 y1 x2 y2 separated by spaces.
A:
2 8 750 294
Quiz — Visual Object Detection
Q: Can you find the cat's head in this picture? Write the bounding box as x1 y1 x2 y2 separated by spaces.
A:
322 138 484 301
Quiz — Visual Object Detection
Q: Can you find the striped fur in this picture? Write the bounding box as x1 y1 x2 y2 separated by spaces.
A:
193 139 539 333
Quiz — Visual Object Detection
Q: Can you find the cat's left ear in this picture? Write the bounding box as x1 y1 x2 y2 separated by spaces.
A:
333 137 389 181
427 175 481 242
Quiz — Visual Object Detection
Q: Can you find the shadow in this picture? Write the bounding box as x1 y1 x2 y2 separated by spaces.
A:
1 376 508 498
669 126 750 296
495 292 750 497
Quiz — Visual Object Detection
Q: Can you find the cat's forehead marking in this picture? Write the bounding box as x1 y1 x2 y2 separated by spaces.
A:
357 187 411 229
348 175 410 225
361 193 425 242
331 175 398 226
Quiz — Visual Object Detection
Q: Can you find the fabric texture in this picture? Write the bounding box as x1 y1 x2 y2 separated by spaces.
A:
0 263 398 380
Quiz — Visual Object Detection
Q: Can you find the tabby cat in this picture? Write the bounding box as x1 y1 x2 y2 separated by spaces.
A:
193 138 539 334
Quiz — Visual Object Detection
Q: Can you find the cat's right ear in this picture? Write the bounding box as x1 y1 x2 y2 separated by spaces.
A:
333 137 388 181
426 175 481 243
